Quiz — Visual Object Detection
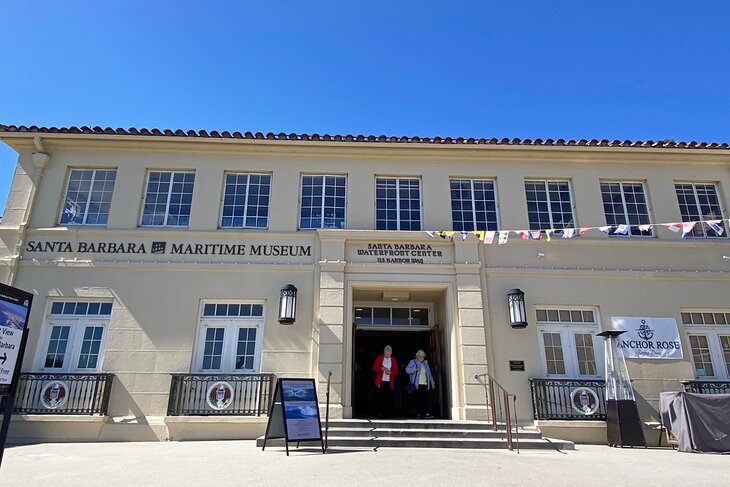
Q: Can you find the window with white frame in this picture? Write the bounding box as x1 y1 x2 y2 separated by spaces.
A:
450 178 498 231
193 302 265 373
59 169 117 225
525 180 574 231
220 172 271 228
37 301 112 372
675 183 726 238
354 304 431 327
140 170 195 226
682 311 730 380
299 175 346 229
600 181 652 236
375 177 421 231
536 308 602 378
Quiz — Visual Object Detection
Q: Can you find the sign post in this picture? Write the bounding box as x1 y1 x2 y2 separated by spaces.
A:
0 283 34 469
262 378 325 455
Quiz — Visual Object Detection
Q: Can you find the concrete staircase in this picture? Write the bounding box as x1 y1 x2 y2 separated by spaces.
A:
256 419 574 450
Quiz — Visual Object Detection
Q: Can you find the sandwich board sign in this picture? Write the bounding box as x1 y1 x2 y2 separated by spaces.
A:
262 378 325 455
0 283 33 396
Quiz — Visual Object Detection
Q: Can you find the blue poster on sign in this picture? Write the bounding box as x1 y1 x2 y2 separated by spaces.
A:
281 379 322 441
0 283 33 396
262 378 325 455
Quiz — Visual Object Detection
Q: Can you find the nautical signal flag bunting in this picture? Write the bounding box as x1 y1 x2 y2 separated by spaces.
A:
425 219 725 244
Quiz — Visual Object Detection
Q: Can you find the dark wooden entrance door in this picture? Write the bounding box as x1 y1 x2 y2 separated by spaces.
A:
352 328 447 418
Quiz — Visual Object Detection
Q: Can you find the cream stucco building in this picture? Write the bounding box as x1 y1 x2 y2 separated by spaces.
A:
1 125 729 444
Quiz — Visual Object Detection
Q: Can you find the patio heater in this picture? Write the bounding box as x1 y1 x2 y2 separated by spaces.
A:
597 330 646 447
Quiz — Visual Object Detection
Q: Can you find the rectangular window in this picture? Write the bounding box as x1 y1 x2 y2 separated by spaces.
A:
683 310 730 379
300 175 347 229
600 181 652 236
689 335 715 377
675 183 726 238
44 325 71 368
38 301 111 372
141 171 195 227
525 180 574 231
235 328 257 370
375 177 421 231
574 333 597 376
542 333 566 375
195 302 264 373
536 307 601 378
450 179 498 231
720 335 730 378
354 305 431 327
60 169 117 225
202 328 225 370
220 173 271 228
77 326 104 369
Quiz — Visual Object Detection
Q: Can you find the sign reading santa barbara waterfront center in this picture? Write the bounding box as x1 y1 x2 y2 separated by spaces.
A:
0 283 34 395
611 317 683 359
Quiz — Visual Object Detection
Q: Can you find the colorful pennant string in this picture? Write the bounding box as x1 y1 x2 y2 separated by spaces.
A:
425 220 728 244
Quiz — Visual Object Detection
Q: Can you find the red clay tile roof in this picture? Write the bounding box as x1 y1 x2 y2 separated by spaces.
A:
0 124 728 150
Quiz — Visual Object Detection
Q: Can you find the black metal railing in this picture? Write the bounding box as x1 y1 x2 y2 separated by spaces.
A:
1 373 114 415
530 378 607 421
167 373 274 416
475 372 519 452
682 380 730 394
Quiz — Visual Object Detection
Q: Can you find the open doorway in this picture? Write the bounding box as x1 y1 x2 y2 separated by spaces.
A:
353 327 448 419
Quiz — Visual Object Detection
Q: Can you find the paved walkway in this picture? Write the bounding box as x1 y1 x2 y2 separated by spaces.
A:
1 441 726 486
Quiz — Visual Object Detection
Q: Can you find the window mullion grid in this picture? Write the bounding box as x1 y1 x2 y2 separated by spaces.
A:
163 172 175 226
544 181 556 229
470 180 478 230
224 323 233 373
319 176 327 228
618 182 633 234
82 170 98 225
242 176 251 228
692 183 707 238
65 319 80 372
395 178 402 231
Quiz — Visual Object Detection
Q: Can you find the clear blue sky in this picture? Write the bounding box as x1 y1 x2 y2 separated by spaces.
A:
1 1 729 212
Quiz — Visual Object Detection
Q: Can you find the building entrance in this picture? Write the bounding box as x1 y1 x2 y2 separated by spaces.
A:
353 328 447 418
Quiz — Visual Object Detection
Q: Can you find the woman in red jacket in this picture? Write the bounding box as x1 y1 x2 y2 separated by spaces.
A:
372 345 398 418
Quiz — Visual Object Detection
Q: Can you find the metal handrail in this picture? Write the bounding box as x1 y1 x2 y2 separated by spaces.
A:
475 372 519 453
681 379 730 394
324 370 332 451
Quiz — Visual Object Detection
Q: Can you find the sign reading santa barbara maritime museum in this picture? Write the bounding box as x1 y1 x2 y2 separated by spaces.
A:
0 283 34 395
611 317 683 359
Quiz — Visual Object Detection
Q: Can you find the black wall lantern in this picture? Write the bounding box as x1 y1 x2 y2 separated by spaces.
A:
278 284 298 324
507 288 528 328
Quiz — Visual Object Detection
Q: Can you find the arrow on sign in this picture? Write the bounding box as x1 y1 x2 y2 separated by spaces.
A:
0 352 5 364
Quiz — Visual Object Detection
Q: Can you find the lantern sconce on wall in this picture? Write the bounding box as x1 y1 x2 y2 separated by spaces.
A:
278 284 298 324
507 288 528 329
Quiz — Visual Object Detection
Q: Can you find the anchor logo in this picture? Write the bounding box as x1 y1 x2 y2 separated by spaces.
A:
637 319 654 340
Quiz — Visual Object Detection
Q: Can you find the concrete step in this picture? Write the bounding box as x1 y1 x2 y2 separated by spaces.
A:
324 419 512 430
324 427 543 440
256 419 574 450
257 436 574 450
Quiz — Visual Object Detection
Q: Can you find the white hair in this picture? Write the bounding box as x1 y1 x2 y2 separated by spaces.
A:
384 345 392 353
415 349 426 358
